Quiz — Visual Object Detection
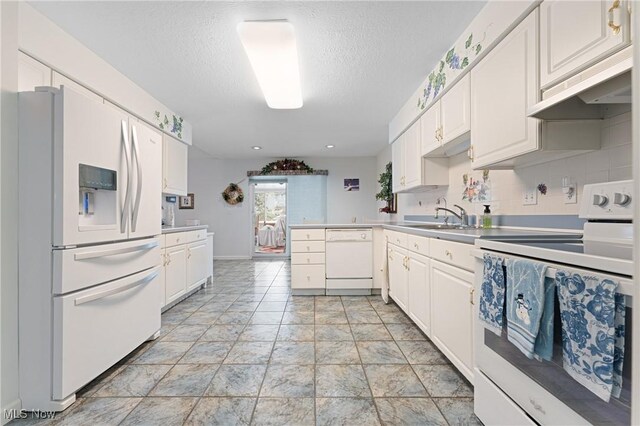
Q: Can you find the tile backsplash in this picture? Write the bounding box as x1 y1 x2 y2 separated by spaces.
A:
379 111 632 219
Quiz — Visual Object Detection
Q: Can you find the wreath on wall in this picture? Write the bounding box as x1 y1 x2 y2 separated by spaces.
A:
260 158 313 175
222 183 244 205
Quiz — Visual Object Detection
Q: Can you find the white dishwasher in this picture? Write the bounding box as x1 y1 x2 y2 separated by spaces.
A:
325 228 373 295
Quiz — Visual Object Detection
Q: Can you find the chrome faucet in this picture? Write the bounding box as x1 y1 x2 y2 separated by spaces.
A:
434 204 469 227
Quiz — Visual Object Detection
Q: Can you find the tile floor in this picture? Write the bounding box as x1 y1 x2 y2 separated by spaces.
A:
16 259 480 426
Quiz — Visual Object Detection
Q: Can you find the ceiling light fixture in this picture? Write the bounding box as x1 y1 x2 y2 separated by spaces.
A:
326 145 335 149
252 146 262 150
237 20 303 109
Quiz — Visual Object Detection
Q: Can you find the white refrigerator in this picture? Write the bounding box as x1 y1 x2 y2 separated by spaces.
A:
18 86 163 411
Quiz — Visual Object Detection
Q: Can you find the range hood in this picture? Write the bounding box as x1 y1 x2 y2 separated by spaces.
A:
528 46 632 120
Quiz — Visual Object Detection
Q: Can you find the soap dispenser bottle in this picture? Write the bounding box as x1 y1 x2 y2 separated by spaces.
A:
482 205 492 229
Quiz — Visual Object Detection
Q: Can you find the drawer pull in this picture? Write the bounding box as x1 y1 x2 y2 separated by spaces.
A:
307 275 310 281
414 243 419 249
74 241 158 260
74 270 158 305
306 246 311 251
445 249 452 258
306 233 310 239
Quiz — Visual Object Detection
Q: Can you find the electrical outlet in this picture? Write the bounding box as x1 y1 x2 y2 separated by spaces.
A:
563 185 577 204
523 188 537 205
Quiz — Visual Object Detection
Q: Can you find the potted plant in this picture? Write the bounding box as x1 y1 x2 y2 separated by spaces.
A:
376 162 396 214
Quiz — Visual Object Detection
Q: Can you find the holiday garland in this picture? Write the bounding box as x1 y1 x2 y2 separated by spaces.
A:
222 183 244 205
260 158 313 175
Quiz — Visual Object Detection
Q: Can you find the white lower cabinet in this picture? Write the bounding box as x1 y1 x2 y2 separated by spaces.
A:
187 240 209 291
291 228 326 294
160 230 211 309
164 244 188 305
387 245 409 312
407 252 431 336
385 231 474 384
430 259 474 382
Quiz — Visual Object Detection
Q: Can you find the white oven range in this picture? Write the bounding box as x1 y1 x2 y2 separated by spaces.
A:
473 180 633 425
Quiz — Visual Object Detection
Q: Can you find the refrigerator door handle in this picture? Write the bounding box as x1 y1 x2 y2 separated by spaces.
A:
73 269 159 306
131 125 143 232
121 120 132 234
73 240 159 261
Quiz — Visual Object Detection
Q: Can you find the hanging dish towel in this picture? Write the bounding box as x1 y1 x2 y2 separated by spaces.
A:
556 270 624 402
532 277 556 362
478 253 505 335
612 294 626 399
506 258 548 358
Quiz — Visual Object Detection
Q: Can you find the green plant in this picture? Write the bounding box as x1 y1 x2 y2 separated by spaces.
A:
376 162 393 202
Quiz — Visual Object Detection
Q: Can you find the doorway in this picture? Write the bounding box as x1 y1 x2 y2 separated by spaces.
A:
251 180 287 256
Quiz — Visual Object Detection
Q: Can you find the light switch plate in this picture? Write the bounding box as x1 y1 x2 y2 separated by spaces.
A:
523 188 537 205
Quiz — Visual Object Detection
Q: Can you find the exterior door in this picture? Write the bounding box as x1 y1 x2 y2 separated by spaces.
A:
55 86 130 247
128 121 162 239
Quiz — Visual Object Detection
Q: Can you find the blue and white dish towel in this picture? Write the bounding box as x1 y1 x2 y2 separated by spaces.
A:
506 259 548 359
479 253 505 335
533 276 556 362
556 270 626 402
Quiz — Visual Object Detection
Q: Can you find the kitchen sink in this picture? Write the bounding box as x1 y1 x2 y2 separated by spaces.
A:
403 223 470 230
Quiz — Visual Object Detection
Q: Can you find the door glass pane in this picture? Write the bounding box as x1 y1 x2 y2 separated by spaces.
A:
253 181 287 255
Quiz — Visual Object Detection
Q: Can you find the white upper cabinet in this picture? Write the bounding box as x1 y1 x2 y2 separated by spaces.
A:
162 134 188 196
440 73 471 148
392 121 449 193
420 103 441 156
540 0 631 89
391 134 404 194
403 120 422 189
470 10 540 169
18 52 51 92
52 71 103 104
421 74 470 157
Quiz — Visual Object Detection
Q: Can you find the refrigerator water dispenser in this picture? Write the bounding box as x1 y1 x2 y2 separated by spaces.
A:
78 164 118 230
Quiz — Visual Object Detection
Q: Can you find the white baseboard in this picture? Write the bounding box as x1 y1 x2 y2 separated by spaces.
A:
213 256 252 260
2 398 22 425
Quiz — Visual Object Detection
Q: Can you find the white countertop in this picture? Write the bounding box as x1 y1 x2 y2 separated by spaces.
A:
289 222 581 244
161 225 209 234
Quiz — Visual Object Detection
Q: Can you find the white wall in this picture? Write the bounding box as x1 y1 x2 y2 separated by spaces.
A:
378 111 633 221
175 151 379 258
1 1 20 421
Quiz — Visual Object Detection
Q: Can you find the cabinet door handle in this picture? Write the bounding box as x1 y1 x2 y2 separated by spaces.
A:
470 288 475 305
406 257 410 271
163 178 168 189
467 145 474 161
187 248 192 259
608 0 622 35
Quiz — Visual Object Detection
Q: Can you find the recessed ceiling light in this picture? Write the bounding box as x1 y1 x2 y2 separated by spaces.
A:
237 21 303 109
252 146 262 150
326 145 335 149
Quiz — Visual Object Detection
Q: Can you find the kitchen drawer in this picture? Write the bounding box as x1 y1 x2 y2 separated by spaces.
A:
52 267 161 399
385 230 407 248
291 265 325 289
291 228 325 241
185 229 207 244
291 240 325 253
407 234 429 257
291 252 325 265
430 239 474 271
165 231 188 248
53 238 160 294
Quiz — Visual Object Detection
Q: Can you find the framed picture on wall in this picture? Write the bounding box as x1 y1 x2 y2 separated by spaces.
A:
179 193 195 209
344 178 359 191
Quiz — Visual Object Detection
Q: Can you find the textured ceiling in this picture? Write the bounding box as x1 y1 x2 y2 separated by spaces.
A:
29 1 485 159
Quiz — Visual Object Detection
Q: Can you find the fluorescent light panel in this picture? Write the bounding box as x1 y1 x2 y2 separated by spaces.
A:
237 21 303 109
